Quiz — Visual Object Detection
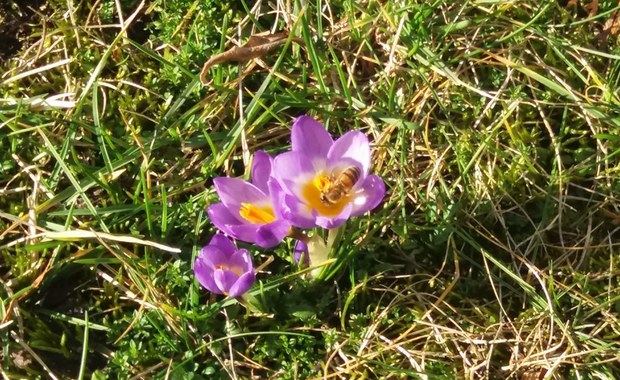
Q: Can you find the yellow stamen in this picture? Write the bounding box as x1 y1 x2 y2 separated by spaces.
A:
239 203 276 224
302 172 350 217
314 174 332 193
215 264 243 276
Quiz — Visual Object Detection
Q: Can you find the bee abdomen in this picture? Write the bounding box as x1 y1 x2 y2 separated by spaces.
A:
341 166 361 185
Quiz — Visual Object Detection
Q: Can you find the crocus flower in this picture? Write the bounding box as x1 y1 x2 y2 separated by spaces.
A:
194 234 255 297
273 116 385 229
207 151 291 248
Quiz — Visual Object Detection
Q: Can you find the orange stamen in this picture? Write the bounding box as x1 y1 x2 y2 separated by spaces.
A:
239 203 276 224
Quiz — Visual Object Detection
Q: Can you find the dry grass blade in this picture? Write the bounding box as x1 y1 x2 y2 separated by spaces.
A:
1 58 71 85
199 30 304 84
40 230 182 253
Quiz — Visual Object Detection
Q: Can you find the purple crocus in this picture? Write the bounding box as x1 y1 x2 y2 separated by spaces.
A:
194 234 255 297
272 116 385 229
207 151 291 248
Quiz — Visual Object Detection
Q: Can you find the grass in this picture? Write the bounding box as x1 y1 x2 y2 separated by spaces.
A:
2 0 620 378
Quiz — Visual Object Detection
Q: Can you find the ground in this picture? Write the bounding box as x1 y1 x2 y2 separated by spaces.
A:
0 0 46 62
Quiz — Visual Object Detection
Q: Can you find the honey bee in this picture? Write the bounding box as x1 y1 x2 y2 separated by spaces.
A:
320 166 361 205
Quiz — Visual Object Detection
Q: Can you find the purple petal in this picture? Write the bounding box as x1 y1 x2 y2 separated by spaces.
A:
272 151 316 194
194 257 220 294
294 240 309 266
315 203 353 229
225 224 262 244
254 220 291 248
207 234 237 256
207 203 246 236
268 179 287 219
291 116 333 159
214 269 239 294
198 245 229 270
280 194 317 228
228 248 253 272
209 201 284 246
350 175 386 216
213 177 268 209
227 271 255 297
251 151 273 194
328 131 370 176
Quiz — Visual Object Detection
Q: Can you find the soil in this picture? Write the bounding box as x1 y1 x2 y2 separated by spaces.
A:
0 0 47 62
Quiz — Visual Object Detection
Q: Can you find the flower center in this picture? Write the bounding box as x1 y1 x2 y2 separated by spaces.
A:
239 203 276 224
301 172 350 217
215 264 243 277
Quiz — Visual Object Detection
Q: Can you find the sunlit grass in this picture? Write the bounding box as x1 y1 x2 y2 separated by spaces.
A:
2 0 620 378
